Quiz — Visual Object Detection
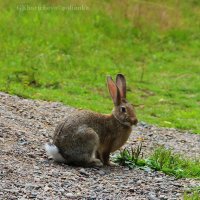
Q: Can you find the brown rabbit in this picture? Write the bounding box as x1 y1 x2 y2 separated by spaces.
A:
45 74 138 167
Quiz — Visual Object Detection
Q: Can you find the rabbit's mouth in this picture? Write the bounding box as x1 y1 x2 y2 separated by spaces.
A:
122 118 138 127
123 121 132 127
129 118 138 126
113 112 137 127
122 120 136 127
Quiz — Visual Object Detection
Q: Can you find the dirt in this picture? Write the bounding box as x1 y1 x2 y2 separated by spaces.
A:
0 92 199 200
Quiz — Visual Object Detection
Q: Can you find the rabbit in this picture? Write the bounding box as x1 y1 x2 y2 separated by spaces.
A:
45 74 138 167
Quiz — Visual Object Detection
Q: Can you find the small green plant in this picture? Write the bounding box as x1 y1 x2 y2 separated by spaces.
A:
146 146 200 178
114 145 200 179
114 143 145 169
145 146 183 174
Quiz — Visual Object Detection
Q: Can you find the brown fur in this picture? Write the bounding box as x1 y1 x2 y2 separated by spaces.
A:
51 74 138 167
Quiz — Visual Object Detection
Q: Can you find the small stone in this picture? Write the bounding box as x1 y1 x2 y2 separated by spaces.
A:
34 177 40 182
136 180 142 185
87 193 97 200
59 188 65 193
154 177 163 182
28 153 36 158
144 167 152 173
18 138 29 145
29 192 38 198
126 197 135 200
97 170 105 175
173 183 182 188
79 168 89 176
129 188 135 192
159 195 168 200
44 185 50 192
148 192 159 200
65 193 74 198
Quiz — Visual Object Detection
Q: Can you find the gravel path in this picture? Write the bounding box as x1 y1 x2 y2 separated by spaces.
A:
0 92 199 200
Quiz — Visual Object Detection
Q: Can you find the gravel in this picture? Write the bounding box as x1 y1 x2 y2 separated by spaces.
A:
0 92 199 199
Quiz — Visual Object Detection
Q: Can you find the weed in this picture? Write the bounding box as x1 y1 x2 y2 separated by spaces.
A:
146 146 200 178
114 143 145 169
114 145 200 179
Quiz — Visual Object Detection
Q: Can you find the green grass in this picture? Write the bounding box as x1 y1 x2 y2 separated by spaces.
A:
0 0 200 133
146 147 200 178
113 143 145 169
184 187 200 200
114 145 200 179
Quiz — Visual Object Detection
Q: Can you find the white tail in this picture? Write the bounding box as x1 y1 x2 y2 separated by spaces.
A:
44 143 65 162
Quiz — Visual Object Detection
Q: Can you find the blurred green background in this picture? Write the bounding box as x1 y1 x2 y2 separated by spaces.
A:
0 0 200 133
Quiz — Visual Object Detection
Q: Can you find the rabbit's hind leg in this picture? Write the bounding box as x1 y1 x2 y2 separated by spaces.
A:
87 144 103 167
69 125 103 167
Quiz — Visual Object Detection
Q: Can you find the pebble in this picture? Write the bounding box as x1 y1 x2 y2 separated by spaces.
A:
59 188 65 193
79 168 90 177
148 192 159 200
159 195 168 200
154 177 163 182
97 170 106 176
129 188 135 193
18 138 29 145
136 180 142 185
30 192 38 198
65 193 75 198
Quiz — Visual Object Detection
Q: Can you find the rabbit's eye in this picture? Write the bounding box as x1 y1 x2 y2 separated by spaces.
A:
121 106 126 113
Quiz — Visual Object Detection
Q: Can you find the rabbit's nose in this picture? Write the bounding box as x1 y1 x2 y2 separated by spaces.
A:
130 118 138 125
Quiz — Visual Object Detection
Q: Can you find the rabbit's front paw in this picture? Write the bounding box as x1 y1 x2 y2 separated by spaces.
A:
106 161 118 167
90 158 103 167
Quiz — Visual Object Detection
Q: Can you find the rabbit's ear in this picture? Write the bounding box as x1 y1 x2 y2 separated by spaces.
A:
116 74 126 99
107 76 121 106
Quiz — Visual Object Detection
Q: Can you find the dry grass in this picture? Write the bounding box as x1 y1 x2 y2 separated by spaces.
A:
106 0 183 31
